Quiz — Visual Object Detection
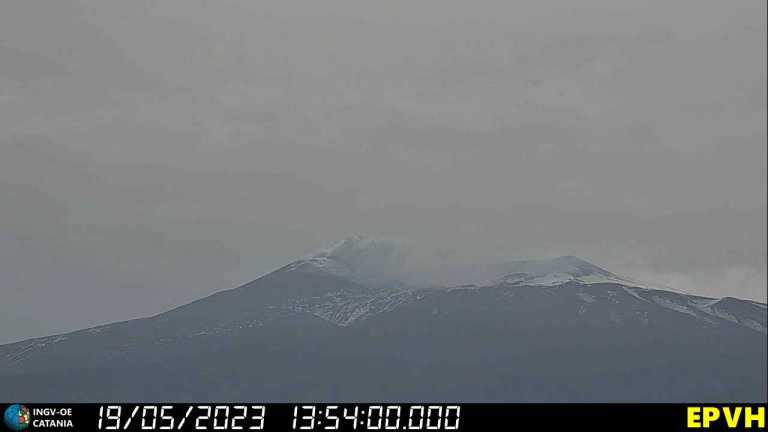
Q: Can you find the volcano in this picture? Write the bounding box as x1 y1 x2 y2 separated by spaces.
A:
1 237 765 402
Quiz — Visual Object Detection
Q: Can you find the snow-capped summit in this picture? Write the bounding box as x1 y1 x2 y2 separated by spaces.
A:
283 237 668 291
312 236 405 270
493 255 633 287
281 236 413 287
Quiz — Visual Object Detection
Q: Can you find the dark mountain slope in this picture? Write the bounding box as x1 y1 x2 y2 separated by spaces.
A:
1 241 764 402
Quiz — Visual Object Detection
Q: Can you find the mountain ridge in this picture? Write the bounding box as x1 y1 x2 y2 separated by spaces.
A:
0 237 765 402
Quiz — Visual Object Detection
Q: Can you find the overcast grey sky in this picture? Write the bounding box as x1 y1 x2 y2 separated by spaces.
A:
1 0 765 344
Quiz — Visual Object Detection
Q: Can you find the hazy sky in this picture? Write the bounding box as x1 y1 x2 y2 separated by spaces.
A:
1 0 765 343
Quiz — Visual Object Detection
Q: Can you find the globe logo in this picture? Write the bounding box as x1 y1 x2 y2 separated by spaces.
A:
3 405 30 431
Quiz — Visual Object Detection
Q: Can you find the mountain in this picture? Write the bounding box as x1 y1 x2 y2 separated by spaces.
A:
0 237 765 402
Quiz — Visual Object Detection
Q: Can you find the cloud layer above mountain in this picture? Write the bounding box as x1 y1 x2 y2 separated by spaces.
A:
0 0 765 343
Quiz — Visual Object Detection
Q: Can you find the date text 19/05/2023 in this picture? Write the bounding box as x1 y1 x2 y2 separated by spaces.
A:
97 404 462 430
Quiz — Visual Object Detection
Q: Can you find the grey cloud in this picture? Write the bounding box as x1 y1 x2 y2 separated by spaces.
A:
0 0 764 343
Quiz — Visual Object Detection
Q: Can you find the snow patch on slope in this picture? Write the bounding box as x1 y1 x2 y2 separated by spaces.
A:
292 289 415 326
652 296 700 318
576 292 596 303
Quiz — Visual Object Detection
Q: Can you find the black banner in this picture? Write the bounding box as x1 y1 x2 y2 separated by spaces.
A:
0 403 765 431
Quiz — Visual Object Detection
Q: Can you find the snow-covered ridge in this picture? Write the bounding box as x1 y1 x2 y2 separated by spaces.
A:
493 255 622 287
288 237 642 288
272 237 765 332
286 237 688 294
498 271 628 287
489 256 685 292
